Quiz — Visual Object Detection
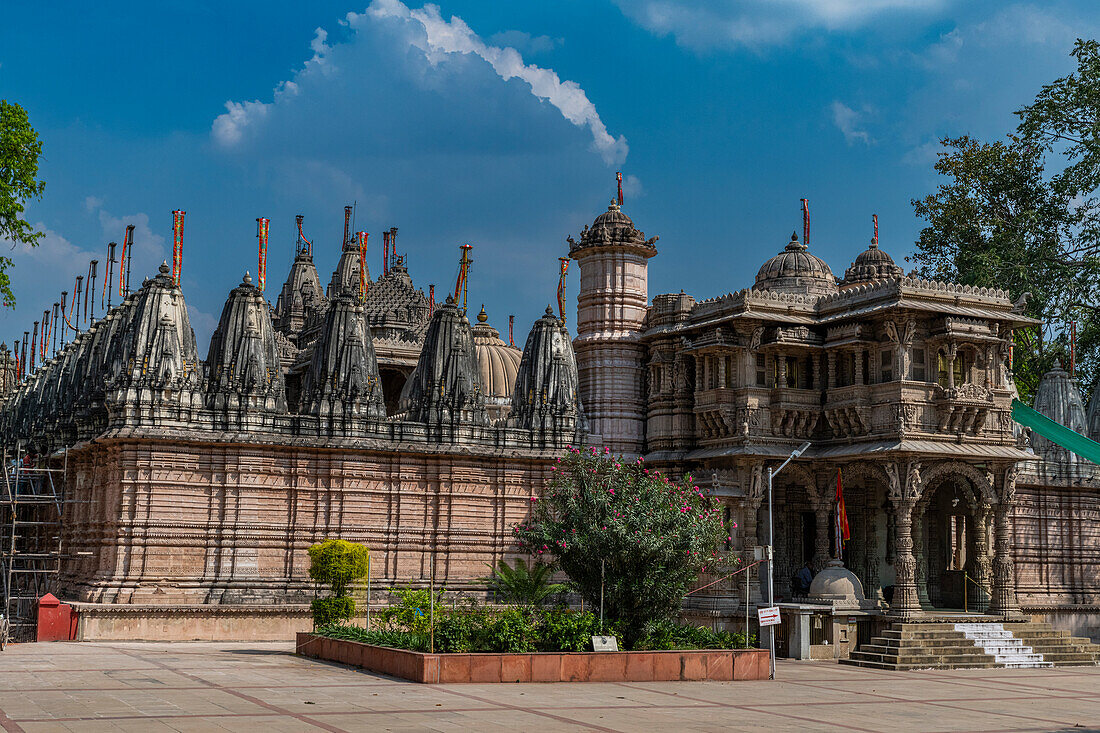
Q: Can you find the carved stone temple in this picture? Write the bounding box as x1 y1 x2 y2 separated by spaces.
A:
2 197 1099 645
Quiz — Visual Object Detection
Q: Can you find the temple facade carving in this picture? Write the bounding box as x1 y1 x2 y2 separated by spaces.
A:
0 196 1097 641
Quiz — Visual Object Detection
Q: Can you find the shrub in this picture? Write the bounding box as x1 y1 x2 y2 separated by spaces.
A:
315 608 749 653
482 558 566 607
308 539 369 597
311 596 356 627
514 448 731 645
537 609 602 652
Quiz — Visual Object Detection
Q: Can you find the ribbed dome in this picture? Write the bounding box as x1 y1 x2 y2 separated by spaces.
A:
755 232 837 296
591 200 634 231
843 239 903 284
471 306 521 420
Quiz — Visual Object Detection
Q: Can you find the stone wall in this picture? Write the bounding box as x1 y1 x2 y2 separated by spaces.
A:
58 434 551 606
1013 482 1100 608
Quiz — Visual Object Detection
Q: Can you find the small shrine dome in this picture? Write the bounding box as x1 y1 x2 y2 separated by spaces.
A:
843 238 904 284
471 306 522 420
754 232 838 297
808 559 872 610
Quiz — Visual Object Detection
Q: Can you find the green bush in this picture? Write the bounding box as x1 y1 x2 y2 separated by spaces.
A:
311 596 356 627
482 558 566 607
514 448 732 646
537 609 601 652
308 539 369 597
315 606 750 653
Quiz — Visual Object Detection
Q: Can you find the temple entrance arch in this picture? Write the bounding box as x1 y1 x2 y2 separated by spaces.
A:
914 471 993 611
835 463 892 606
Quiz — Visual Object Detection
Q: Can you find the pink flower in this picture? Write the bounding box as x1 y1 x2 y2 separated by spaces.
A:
604 446 610 454
529 496 538 502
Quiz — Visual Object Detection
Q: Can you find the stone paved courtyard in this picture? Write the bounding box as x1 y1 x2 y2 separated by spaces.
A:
0 642 1096 732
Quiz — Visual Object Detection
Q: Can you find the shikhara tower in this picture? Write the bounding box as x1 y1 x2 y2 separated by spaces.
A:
569 200 657 455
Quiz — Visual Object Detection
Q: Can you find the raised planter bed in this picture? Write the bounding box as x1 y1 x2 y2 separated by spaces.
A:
296 632 770 683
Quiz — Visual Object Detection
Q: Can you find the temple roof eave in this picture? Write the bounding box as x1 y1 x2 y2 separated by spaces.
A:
648 440 1038 464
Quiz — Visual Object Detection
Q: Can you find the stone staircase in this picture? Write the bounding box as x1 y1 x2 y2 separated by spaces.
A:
843 619 1100 671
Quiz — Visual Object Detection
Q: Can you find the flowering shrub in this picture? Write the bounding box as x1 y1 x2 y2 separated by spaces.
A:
514 447 731 644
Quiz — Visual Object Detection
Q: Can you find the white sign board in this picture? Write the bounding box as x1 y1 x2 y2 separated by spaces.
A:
758 606 782 627
591 635 619 652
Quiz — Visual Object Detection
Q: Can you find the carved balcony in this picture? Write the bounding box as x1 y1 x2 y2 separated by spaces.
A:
768 387 820 439
932 382 994 434
824 385 870 437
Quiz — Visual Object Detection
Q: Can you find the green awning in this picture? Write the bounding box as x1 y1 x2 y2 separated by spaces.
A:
1011 399 1100 466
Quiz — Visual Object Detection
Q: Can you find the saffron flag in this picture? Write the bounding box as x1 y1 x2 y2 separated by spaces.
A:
835 468 849 556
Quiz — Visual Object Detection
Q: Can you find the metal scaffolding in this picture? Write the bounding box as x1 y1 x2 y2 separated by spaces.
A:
1 447 67 644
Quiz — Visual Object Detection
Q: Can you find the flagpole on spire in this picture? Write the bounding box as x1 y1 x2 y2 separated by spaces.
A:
454 244 473 313
357 231 369 302
872 213 879 246
257 217 270 293
616 171 624 206
428 284 435 317
801 199 810 246
171 210 186 287
557 257 570 323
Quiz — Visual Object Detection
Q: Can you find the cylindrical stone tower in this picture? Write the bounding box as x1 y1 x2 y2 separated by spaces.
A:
569 199 657 456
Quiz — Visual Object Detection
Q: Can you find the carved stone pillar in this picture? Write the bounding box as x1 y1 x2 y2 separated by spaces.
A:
717 355 726 389
969 503 993 612
887 461 922 618
890 499 921 617
913 510 932 609
854 349 864 385
827 352 836 389
946 342 957 389
777 352 787 389
812 354 821 390
813 502 831 572
989 506 1020 616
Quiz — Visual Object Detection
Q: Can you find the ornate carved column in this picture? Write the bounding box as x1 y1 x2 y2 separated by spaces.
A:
946 342 957 389
827 352 836 389
969 503 993 612
776 352 787 389
913 509 932 609
717 354 726 389
812 354 821 390
989 465 1021 617
854 349 864 385
886 461 922 618
813 502 831 571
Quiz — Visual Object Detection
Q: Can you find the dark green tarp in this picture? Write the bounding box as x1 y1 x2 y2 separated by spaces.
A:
1011 399 1100 466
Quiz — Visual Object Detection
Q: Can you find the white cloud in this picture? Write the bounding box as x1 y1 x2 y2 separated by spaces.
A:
214 1 626 165
187 304 219 348
83 196 103 213
831 101 873 145
488 30 562 56
614 0 945 50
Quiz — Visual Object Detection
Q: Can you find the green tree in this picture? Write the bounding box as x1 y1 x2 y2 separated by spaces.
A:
308 539 369 626
909 136 1098 402
481 558 566 608
513 447 729 645
911 39 1100 402
0 100 46 308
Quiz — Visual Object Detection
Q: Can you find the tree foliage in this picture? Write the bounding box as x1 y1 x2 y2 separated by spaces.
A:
308 539 369 597
513 447 730 644
911 40 1100 403
481 558 567 608
0 100 46 308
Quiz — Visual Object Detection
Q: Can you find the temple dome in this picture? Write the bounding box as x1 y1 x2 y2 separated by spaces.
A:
471 306 521 420
755 232 837 296
808 559 872 610
591 200 634 232
843 239 903 284
1032 364 1087 469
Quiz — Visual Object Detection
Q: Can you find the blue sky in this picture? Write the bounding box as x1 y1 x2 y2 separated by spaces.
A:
1 0 1096 350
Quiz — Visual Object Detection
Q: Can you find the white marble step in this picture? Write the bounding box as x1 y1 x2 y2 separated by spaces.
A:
954 623 1054 669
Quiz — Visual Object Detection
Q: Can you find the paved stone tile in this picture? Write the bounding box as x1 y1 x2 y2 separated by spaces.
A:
0 643 1098 732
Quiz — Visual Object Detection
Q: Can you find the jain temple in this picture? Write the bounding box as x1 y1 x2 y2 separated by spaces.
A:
1 195 1099 662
